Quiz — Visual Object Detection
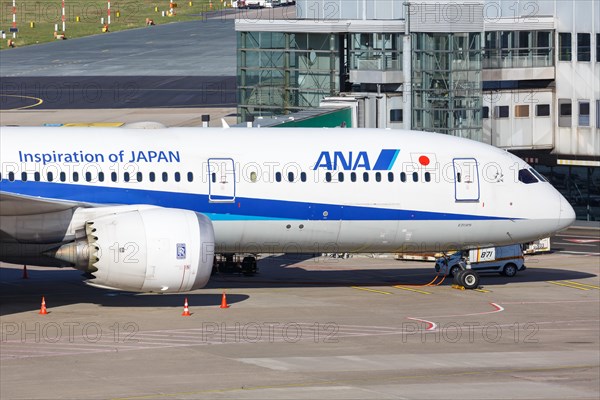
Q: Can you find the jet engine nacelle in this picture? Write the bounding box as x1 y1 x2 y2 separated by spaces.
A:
56 208 214 293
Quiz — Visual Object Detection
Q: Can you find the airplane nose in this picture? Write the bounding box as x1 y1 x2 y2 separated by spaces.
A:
558 195 576 231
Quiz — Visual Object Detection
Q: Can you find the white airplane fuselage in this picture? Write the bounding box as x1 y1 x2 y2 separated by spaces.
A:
0 127 575 292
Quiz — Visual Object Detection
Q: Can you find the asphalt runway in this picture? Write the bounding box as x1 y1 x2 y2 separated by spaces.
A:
0 10 245 110
1 231 598 399
0 18 236 77
0 76 237 110
551 225 600 256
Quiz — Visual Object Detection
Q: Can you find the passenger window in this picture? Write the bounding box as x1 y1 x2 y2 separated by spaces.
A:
137 172 143 182
375 172 381 182
98 172 105 182
34 172 40 182
300 172 307 182
187 172 194 182
72 172 79 182
518 168 538 184
276 172 282 182
21 172 27 182
288 172 294 182
111 172 117 182
351 172 357 182
124 172 130 183
456 172 461 183
412 172 418 182
174 172 181 182
211 172 216 183
325 172 332 183
388 172 394 182
400 172 406 182
8 172 15 182
85 172 92 182
363 172 369 182
425 172 431 182
47 172 54 182
149 172 156 182
338 172 344 182
162 172 168 182
60 172 66 182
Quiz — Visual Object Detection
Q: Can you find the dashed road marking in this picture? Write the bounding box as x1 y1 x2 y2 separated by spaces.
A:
351 286 392 295
393 286 432 295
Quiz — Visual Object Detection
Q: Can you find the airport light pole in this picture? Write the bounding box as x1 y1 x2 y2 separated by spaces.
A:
11 0 16 38
61 0 66 32
108 1 111 25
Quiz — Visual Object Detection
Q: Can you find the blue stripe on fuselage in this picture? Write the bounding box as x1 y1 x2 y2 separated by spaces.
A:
0 180 511 221
373 149 400 170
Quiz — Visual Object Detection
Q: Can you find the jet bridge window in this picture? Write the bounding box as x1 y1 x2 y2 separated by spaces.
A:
518 168 538 184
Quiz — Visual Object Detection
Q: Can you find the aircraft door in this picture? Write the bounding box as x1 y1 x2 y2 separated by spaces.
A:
453 158 480 202
208 158 235 202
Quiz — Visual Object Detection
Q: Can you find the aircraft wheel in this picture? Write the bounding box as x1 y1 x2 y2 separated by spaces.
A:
460 270 480 290
453 270 465 285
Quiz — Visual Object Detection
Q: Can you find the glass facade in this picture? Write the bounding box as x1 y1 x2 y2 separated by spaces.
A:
238 32 339 121
348 33 403 71
536 165 600 221
483 30 554 68
412 32 483 140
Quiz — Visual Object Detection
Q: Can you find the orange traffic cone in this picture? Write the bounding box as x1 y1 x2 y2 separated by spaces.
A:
22 265 29 279
181 297 191 316
39 296 48 315
220 291 230 309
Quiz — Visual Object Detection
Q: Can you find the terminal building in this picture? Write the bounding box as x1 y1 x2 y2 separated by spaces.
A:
235 0 599 221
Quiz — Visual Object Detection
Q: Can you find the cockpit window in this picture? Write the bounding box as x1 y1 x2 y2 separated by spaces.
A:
518 168 538 184
529 168 547 182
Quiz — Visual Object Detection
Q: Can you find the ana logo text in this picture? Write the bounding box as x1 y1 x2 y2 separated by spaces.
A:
313 149 400 171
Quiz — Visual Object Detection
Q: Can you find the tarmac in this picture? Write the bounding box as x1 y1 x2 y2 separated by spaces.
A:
0 238 599 399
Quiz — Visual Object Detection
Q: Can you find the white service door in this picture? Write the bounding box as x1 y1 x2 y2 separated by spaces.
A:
453 158 480 202
208 158 236 202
